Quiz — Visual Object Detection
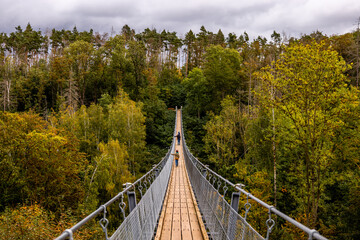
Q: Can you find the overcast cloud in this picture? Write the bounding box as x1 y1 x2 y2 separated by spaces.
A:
0 0 359 39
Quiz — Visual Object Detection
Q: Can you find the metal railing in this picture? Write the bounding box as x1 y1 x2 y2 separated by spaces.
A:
180 108 328 240
109 138 174 240
55 108 178 240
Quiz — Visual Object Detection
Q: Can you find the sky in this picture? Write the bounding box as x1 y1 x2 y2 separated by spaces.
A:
0 0 359 40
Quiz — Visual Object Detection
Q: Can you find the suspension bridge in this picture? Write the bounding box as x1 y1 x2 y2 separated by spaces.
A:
56 108 328 240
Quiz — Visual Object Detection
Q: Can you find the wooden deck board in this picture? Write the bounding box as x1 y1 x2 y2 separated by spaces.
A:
155 109 208 240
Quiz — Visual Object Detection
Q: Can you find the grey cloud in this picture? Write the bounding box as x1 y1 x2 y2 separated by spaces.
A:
144 1 278 36
0 0 359 39
71 1 139 19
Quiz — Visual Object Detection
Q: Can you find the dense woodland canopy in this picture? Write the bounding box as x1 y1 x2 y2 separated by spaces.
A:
0 23 360 239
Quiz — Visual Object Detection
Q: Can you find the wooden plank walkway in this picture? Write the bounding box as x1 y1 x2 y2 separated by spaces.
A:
155 109 208 240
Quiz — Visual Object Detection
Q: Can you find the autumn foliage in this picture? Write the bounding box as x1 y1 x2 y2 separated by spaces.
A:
1 23 360 239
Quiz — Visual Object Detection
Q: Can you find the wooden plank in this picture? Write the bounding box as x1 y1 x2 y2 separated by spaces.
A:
181 205 193 238
155 165 174 240
180 162 193 240
156 109 208 239
172 163 182 240
183 157 209 240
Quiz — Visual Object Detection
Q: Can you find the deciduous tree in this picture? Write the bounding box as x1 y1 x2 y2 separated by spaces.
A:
255 41 359 228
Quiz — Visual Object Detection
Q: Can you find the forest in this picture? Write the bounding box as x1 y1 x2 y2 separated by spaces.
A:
0 23 359 239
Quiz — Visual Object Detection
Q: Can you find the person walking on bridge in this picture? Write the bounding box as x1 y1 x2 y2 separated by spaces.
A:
171 150 180 167
175 132 181 145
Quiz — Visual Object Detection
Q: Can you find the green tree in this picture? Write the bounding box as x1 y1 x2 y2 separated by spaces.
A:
182 68 210 118
48 56 71 110
127 40 147 100
256 41 359 228
204 97 240 166
15 61 49 113
226 32 239 49
214 29 225 47
203 45 244 113
183 29 196 76
142 68 168 146
7 24 45 65
65 40 94 106
73 104 107 157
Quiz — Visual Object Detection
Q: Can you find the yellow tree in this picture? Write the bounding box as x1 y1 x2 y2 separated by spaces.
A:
85 139 133 211
108 89 146 175
0 111 87 213
97 140 133 196
256 41 359 228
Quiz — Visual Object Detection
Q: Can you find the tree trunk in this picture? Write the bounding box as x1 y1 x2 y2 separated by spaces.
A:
270 65 277 208
272 107 277 208
304 149 311 227
248 71 252 114
185 46 189 78
357 18 359 87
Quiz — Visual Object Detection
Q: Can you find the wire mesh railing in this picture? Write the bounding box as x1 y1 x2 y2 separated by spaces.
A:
55 108 178 240
181 115 263 240
109 140 174 240
180 108 328 240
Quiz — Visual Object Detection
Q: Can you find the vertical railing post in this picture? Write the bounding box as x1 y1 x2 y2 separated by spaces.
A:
124 182 137 213
201 169 207 177
153 164 159 177
227 183 245 240
230 192 240 212
128 192 137 212
124 182 141 239
201 165 209 177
